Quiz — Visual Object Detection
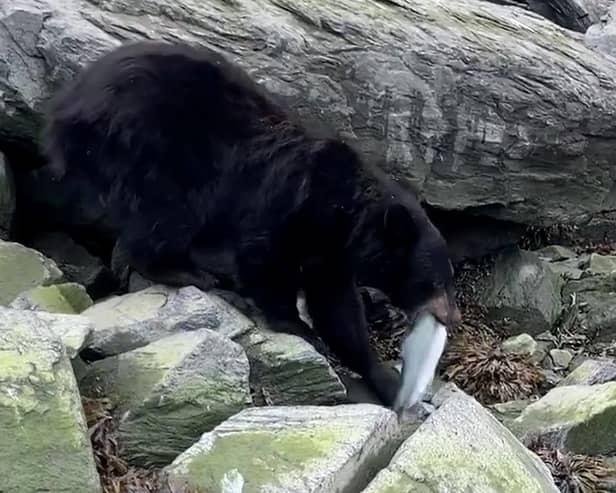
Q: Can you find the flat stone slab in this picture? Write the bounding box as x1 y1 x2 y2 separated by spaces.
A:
0 307 101 493
81 285 254 357
9 282 93 314
80 328 252 467
0 240 63 306
362 394 559 493
165 404 399 493
559 358 616 386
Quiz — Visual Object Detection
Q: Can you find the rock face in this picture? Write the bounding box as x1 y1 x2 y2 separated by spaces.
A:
0 308 101 493
586 2 616 56
80 329 252 467
480 247 563 335
0 240 64 305
0 153 15 240
80 285 253 357
165 404 399 493
362 393 559 493
511 382 616 455
4 0 616 228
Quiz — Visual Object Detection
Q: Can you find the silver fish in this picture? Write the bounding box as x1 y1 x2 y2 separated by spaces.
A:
393 312 448 415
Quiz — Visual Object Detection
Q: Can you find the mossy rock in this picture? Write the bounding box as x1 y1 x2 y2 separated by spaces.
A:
165 404 399 493
510 382 616 455
363 394 559 493
0 240 64 306
0 309 101 492
80 328 252 467
10 282 93 314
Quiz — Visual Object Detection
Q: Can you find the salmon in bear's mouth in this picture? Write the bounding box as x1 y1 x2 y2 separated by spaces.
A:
394 311 448 416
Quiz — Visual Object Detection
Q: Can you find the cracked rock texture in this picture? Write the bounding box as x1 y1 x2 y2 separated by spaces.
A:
3 0 616 226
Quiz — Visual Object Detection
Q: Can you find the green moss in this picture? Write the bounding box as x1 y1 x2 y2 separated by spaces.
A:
0 352 100 492
19 283 94 314
178 426 350 492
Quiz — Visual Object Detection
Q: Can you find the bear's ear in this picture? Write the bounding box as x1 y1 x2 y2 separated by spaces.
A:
383 203 418 245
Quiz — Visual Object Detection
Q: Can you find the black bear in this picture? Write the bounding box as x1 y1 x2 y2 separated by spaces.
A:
40 40 461 407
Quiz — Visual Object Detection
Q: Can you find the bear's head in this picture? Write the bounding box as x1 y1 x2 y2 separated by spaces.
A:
357 198 461 331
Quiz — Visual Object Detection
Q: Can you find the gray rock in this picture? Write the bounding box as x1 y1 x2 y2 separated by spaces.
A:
0 307 101 493
0 153 15 240
9 282 93 314
586 2 616 56
489 399 533 423
511 382 616 455
3 0 616 226
536 245 578 262
540 369 564 388
584 252 616 274
238 327 347 406
165 404 399 493
502 333 539 357
559 357 616 386
563 273 616 341
0 306 93 359
0 240 64 306
80 329 252 467
30 232 115 299
480 247 563 335
362 393 559 493
548 348 574 369
81 285 254 357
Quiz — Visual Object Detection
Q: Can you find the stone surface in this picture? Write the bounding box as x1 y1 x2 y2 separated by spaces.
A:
0 240 64 306
548 348 574 369
165 404 399 493
536 245 577 262
559 358 616 386
3 0 616 227
563 273 616 341
511 382 616 455
502 333 538 357
489 399 533 423
237 327 347 406
9 282 93 314
0 152 15 240
362 393 559 493
80 329 251 467
586 2 616 56
0 306 93 359
30 232 116 299
480 247 563 335
81 285 254 357
584 253 616 274
0 307 101 493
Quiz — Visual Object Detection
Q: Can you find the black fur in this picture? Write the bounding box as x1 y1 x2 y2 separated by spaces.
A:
40 40 460 406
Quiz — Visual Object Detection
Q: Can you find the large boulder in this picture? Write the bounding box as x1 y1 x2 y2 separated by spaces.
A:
80 329 252 467
3 0 616 227
165 404 399 493
0 308 101 493
362 392 559 493
510 382 616 455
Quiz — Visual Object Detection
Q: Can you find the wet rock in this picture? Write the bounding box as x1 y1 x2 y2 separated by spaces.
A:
0 307 101 492
9 282 93 314
0 153 15 240
559 358 616 386
480 247 563 336
0 240 63 306
165 404 399 493
80 329 251 467
238 327 347 406
362 393 559 493
511 382 616 455
81 285 253 357
30 232 116 299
